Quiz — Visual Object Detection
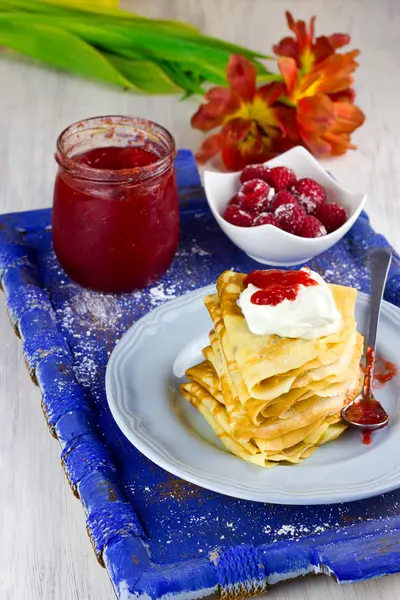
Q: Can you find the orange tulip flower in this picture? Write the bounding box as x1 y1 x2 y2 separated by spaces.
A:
275 12 365 156
273 11 351 73
191 55 293 170
192 11 365 168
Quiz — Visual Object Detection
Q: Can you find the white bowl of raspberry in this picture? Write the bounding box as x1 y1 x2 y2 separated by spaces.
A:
203 146 367 266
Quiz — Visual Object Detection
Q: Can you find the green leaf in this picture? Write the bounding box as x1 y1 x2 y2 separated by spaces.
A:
0 4 276 95
104 54 182 94
0 19 134 89
155 60 206 95
101 23 245 77
0 0 199 34
0 14 210 93
0 13 269 87
0 2 268 63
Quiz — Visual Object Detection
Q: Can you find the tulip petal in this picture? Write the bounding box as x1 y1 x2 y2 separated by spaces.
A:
323 132 355 155
298 50 360 98
297 93 364 157
205 86 237 104
221 143 248 171
221 117 252 142
195 133 223 164
258 82 286 105
309 16 316 44
295 20 308 54
226 54 256 102
300 129 332 156
273 37 299 62
285 11 296 32
204 86 242 114
313 35 336 63
332 102 365 133
278 56 299 96
328 33 351 49
274 105 299 139
191 85 242 132
328 88 356 103
297 95 335 132
191 102 228 132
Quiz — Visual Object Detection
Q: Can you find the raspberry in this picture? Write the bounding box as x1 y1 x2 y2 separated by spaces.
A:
257 186 275 212
238 179 272 212
240 164 272 185
253 213 279 227
270 190 299 213
269 166 297 191
315 202 347 233
300 215 327 238
258 195 274 213
291 178 326 214
228 193 242 207
224 205 254 227
274 203 306 234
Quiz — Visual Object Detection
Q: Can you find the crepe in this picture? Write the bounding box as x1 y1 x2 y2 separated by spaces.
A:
215 271 358 399
180 378 349 466
181 270 364 468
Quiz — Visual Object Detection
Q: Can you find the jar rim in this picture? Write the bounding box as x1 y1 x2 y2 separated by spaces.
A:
55 115 176 183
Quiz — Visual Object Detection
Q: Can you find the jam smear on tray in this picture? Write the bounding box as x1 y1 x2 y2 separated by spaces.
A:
374 358 398 387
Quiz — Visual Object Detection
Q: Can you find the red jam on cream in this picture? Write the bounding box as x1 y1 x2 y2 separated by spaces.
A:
238 267 342 339
244 268 319 306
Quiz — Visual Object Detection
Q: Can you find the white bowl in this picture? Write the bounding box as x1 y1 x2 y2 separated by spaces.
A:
203 146 367 266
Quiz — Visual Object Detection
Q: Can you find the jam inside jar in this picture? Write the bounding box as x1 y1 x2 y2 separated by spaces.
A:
52 116 179 293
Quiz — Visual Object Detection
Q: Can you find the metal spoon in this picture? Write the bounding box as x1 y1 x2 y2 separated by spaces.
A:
341 247 392 430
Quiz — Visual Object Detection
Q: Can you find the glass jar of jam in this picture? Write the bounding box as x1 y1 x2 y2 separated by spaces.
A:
52 116 179 293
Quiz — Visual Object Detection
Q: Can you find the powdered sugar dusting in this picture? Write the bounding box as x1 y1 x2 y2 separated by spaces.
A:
149 283 177 306
275 202 296 216
63 287 124 330
297 193 318 214
56 287 128 387
238 179 269 199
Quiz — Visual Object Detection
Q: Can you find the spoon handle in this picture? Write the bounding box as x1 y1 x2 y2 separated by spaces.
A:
367 247 392 352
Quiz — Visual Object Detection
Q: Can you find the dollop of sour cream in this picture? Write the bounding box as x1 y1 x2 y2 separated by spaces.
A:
238 268 342 339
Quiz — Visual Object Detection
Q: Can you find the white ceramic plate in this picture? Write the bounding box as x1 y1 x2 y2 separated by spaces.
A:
106 286 400 505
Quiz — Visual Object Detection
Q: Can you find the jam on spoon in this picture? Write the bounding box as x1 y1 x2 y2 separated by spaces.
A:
342 247 393 442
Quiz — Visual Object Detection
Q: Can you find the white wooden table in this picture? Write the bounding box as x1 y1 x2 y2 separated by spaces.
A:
1 1 400 598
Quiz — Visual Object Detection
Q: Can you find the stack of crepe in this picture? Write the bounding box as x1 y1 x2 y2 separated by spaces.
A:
181 270 364 468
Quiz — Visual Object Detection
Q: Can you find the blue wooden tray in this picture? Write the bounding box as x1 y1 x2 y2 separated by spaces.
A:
2 149 400 599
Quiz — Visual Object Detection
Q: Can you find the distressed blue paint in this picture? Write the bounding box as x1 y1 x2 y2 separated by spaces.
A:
19 307 57 339
6 284 51 327
22 331 71 373
62 435 118 489
36 355 92 430
215 545 266 585
1 150 400 599
55 409 95 448
87 502 146 560
79 470 128 511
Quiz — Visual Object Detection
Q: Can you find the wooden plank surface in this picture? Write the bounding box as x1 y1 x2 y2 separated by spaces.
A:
0 0 400 598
